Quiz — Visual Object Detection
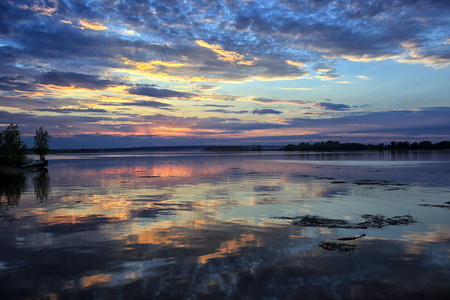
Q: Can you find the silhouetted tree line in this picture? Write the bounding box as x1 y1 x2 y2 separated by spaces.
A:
281 140 450 151
204 145 262 152
0 124 51 166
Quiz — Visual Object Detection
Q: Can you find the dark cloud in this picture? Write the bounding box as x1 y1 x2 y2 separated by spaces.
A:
230 0 449 66
35 108 108 114
37 71 115 89
2 0 449 77
286 107 450 137
0 75 35 92
197 85 219 90
127 86 194 98
313 102 351 111
201 104 234 108
0 46 19 64
253 98 309 106
253 98 278 104
0 109 116 138
126 100 173 108
252 109 283 115
102 100 174 109
205 109 248 114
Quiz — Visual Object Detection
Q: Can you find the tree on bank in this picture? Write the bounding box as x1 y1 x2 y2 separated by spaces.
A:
0 123 28 165
32 126 51 161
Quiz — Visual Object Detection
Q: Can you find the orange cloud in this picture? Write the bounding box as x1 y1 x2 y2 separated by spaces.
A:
398 42 450 68
79 19 109 31
196 40 255 65
17 0 58 16
286 60 305 68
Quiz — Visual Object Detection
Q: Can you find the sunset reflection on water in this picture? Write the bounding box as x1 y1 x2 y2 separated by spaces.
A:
1 151 449 299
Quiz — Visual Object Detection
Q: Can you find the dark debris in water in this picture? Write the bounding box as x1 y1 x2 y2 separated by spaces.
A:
337 234 366 241
419 202 450 209
276 214 417 229
353 180 408 186
353 180 391 185
319 242 357 253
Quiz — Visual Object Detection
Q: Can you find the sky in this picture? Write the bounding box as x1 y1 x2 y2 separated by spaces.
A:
1 0 449 149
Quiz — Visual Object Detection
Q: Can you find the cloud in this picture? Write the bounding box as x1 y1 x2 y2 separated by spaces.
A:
312 63 342 81
312 102 351 111
79 19 109 31
253 97 309 106
197 85 220 90
102 100 174 109
234 0 449 67
286 60 305 68
0 75 35 92
4 0 450 73
252 97 278 104
0 109 115 138
3 106 449 148
285 107 450 139
127 86 194 98
252 108 283 115
279 87 313 91
205 109 248 114
399 42 450 69
201 104 234 108
37 71 115 89
16 0 58 17
196 40 255 65
35 108 108 113
315 73 343 81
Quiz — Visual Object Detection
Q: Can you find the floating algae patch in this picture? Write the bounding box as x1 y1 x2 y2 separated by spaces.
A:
353 180 391 185
319 234 366 253
353 179 409 186
419 201 450 209
337 234 366 241
276 214 417 229
319 242 357 253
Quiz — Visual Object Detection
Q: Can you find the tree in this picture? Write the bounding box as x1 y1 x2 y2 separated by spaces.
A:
0 123 28 165
32 126 51 161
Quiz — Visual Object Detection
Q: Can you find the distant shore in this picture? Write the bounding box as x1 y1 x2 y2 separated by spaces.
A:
43 140 450 154
205 140 450 152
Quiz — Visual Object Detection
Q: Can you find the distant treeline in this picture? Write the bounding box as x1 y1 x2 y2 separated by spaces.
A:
204 141 450 152
281 140 450 151
204 145 262 152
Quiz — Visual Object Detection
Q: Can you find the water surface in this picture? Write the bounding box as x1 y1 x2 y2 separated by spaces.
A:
1 151 449 299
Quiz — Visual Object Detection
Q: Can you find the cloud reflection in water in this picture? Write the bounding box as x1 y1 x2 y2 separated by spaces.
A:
0 151 449 299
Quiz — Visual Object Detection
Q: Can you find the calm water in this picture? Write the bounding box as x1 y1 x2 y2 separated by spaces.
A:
1 151 449 299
